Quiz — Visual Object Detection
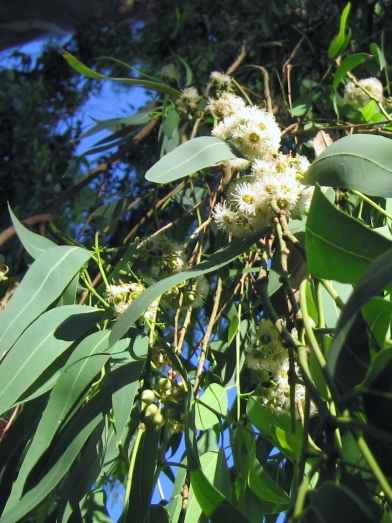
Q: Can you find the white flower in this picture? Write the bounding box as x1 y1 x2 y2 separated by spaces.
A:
228 181 263 215
256 173 301 211
210 71 232 87
212 201 237 230
180 86 200 100
184 275 209 308
212 106 281 160
343 77 383 109
207 92 246 119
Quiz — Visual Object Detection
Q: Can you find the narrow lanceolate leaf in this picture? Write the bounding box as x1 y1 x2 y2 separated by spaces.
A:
110 233 259 346
332 53 369 91
0 305 102 416
9 206 56 259
0 246 92 353
306 185 392 284
328 2 351 59
4 331 119 510
61 49 181 99
0 380 111 523
145 137 238 184
304 134 392 196
185 405 251 523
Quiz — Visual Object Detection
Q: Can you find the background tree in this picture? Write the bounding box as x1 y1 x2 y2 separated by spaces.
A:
2 1 392 522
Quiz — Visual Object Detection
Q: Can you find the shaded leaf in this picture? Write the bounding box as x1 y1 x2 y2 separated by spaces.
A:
145 137 237 183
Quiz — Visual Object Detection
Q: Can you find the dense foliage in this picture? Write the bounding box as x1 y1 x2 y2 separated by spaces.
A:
3 1 392 522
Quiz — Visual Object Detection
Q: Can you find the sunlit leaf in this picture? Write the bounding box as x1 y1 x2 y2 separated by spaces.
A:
0 305 102 416
304 134 392 196
328 2 351 59
332 53 369 90
306 185 392 283
195 384 227 430
9 206 56 259
62 49 181 99
0 246 92 353
145 137 238 183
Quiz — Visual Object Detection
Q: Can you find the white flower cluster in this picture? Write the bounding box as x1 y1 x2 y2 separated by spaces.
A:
213 152 311 236
343 77 383 109
176 86 201 116
106 282 158 320
206 83 313 236
245 319 317 418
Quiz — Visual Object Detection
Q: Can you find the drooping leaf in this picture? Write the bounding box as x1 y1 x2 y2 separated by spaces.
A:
0 377 112 523
61 49 181 99
79 112 152 139
195 384 227 430
304 134 392 196
185 451 219 523
9 206 56 259
110 233 259 346
125 425 160 523
306 185 392 283
145 137 238 183
0 246 92 353
328 2 351 59
0 305 102 416
4 331 123 509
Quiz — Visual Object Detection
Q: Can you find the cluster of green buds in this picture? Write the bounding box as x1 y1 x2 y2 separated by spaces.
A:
140 378 188 432
161 275 209 310
105 281 158 320
136 235 187 283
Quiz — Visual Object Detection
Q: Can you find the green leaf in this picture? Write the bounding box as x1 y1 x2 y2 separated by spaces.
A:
0 246 92 353
0 305 102 416
145 137 237 183
80 112 152 139
362 297 392 349
328 2 351 59
163 106 180 139
332 53 369 90
111 351 144 445
62 50 181 99
9 206 56 259
0 378 112 523
185 451 219 523
290 95 312 117
110 234 258 346
126 426 160 523
304 134 392 196
328 247 392 378
4 331 121 509
248 458 289 504
195 384 228 430
370 42 387 70
306 185 392 283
